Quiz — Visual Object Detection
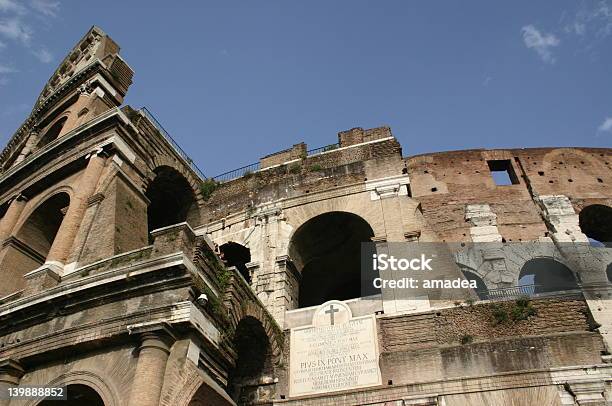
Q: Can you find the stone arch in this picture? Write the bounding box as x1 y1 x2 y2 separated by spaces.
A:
227 315 275 404
149 154 205 204
287 210 375 308
12 186 74 234
579 204 612 247
167 363 232 406
233 301 283 363
219 241 252 283
461 268 489 300
37 115 69 149
145 165 201 234
541 148 608 171
518 257 579 294
26 370 120 406
0 190 72 296
283 195 384 244
540 148 610 186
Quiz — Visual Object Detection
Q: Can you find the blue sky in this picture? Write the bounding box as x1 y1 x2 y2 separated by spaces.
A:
0 1 610 177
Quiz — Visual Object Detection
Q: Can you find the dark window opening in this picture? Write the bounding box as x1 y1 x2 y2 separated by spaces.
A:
16 192 69 258
607 263 612 284
579 204 612 247
37 117 67 149
487 159 519 185
461 269 488 300
289 212 375 308
145 166 199 236
0 192 70 297
519 258 579 294
227 316 273 404
39 384 104 406
220 242 252 284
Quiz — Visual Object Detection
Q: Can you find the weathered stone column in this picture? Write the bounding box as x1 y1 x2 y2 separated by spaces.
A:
127 332 173 406
46 149 106 265
0 359 24 406
0 194 27 243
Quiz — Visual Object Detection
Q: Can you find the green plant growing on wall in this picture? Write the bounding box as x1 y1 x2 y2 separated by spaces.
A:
460 334 473 345
510 297 537 321
309 164 322 172
491 298 537 326
243 170 253 179
289 163 301 174
200 179 219 201
491 305 509 325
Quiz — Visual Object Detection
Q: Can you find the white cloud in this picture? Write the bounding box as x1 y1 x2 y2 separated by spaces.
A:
565 22 586 35
29 0 60 17
522 25 560 64
0 17 33 44
0 0 27 15
0 63 17 74
32 47 52 63
0 62 17 87
566 1 612 39
598 117 612 132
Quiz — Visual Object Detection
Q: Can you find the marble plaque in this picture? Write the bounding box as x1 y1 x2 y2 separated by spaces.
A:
289 300 382 397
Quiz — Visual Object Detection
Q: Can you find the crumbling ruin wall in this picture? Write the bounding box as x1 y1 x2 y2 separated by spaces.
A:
406 147 612 243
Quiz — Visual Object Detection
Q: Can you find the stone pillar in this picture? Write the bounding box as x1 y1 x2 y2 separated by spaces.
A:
127 332 173 406
0 360 24 406
0 194 27 243
273 255 300 324
58 84 105 138
46 150 106 265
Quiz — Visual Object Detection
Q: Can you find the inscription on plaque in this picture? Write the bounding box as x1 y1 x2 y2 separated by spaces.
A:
289 300 382 397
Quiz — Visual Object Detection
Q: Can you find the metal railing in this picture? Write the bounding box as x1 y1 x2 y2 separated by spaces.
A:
477 284 539 300
212 162 261 183
212 142 341 183
307 142 339 156
139 107 206 180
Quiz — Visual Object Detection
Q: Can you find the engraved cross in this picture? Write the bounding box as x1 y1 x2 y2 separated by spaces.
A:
325 304 340 325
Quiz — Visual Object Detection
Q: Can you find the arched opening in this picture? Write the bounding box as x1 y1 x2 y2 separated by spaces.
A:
38 383 104 405
188 383 233 406
289 211 374 308
0 192 69 297
145 166 199 235
518 258 579 294
227 316 273 405
220 242 251 284
37 117 67 149
579 204 612 247
607 263 612 284
461 269 488 300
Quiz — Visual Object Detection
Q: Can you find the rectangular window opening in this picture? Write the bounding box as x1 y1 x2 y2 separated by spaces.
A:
487 159 519 185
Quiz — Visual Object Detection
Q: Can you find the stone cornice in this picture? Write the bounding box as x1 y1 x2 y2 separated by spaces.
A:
0 108 138 205
0 251 188 319
0 60 106 166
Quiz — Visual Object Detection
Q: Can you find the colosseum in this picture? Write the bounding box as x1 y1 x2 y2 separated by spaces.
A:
0 26 611 406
